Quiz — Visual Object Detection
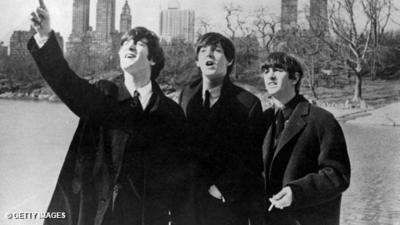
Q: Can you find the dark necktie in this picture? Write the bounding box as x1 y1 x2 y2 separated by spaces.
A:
274 109 285 145
131 90 143 112
204 90 211 114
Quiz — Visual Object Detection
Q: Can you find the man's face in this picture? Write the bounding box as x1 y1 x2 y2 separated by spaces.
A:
263 67 297 98
196 43 232 81
119 38 153 74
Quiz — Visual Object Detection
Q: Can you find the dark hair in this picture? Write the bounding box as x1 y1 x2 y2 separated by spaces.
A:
261 52 304 93
120 27 165 80
195 32 235 76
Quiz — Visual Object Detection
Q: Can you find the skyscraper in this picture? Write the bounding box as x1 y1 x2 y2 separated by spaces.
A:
309 0 328 33
281 0 298 30
71 0 90 38
96 0 116 41
159 1 195 43
120 0 132 34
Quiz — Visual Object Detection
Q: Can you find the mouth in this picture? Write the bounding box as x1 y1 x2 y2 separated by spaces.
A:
268 82 277 86
125 52 137 59
205 61 215 66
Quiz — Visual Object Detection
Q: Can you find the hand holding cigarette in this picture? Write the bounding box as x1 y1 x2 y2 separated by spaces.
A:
267 186 293 211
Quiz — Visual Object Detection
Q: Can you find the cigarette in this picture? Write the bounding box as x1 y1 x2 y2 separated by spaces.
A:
268 203 274 211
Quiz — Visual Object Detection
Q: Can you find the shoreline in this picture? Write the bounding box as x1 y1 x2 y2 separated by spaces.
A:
2 91 399 127
334 102 400 127
0 91 60 102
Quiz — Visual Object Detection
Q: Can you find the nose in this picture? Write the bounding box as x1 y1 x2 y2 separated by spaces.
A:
129 45 136 52
126 40 136 51
265 69 276 80
204 46 214 58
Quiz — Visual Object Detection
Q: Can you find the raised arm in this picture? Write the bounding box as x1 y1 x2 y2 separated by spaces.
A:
29 0 135 123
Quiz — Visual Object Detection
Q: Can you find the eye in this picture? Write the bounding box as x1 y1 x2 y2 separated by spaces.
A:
123 40 132 46
215 47 222 53
262 67 270 73
137 41 147 47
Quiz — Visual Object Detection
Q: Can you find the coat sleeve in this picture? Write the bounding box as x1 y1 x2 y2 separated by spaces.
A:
287 111 351 209
27 31 136 124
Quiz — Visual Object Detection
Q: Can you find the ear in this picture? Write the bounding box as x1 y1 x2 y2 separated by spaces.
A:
227 60 233 66
292 72 300 85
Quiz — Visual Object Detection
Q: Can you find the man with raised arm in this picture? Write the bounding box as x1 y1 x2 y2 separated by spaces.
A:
29 1 189 225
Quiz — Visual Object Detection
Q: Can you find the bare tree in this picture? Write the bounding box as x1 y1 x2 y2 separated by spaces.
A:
196 17 211 38
362 0 393 80
252 7 279 54
223 3 242 39
308 0 395 102
309 0 371 102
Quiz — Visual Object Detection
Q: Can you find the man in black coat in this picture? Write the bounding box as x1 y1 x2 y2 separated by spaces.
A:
261 52 351 225
178 32 265 225
29 1 189 225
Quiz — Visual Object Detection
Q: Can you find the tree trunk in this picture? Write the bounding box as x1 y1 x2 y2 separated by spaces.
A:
310 85 318 100
353 72 362 102
310 57 318 99
371 47 377 80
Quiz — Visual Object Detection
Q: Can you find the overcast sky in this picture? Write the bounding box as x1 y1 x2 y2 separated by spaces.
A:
0 0 399 46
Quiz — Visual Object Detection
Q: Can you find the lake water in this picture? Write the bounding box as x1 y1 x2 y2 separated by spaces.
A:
0 99 399 225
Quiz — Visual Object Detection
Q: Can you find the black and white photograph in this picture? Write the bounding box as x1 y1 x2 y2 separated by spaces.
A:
0 0 399 225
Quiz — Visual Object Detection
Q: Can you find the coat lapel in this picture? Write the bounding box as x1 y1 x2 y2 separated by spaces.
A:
273 101 310 160
180 79 202 116
146 81 162 113
262 124 274 170
110 77 164 182
205 78 234 130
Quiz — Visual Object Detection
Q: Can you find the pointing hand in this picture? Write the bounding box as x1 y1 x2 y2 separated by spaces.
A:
30 0 51 37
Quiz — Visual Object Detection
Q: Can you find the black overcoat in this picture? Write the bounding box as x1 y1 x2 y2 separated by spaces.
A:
263 96 351 225
178 77 266 225
28 31 188 225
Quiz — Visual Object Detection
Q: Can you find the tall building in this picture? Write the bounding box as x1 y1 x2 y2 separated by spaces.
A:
309 0 328 33
10 28 64 60
0 42 7 58
281 0 298 30
120 0 132 34
10 28 35 60
159 1 195 43
71 0 90 38
96 0 116 41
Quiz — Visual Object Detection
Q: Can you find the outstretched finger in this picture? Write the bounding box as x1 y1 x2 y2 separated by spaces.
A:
39 0 47 10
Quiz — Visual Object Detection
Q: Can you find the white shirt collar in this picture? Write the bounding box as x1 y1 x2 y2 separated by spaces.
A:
125 81 153 109
202 85 222 107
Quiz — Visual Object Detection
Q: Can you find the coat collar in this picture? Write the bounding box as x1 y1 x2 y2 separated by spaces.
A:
273 97 310 160
181 76 235 115
114 75 162 113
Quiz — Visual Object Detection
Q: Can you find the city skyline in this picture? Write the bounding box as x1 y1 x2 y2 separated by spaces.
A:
1 0 399 47
0 0 295 46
